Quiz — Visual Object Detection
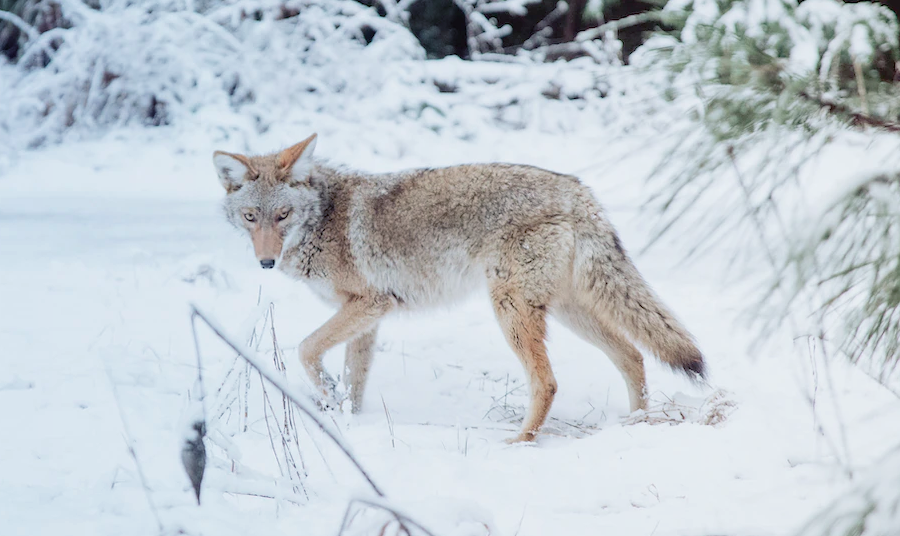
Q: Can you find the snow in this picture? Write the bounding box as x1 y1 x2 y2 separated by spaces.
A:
797 445 900 536
2 4 900 533
2 101 900 536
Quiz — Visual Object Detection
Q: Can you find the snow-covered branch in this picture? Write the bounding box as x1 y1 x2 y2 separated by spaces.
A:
0 10 40 41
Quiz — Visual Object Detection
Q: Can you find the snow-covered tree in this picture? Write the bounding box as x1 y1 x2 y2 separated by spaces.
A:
635 0 900 373
632 4 900 532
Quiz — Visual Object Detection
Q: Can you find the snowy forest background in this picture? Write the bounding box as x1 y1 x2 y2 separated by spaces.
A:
2 0 900 535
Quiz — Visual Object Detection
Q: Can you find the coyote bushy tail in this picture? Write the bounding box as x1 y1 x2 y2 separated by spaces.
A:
572 202 706 380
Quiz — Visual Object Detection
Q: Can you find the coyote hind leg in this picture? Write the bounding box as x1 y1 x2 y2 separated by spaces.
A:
489 286 556 443
553 303 647 413
487 222 572 443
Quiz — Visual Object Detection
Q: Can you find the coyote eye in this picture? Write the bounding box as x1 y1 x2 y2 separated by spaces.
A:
243 213 256 222
277 209 292 221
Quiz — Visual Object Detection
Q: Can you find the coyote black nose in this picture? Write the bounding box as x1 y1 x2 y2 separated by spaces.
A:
260 259 275 269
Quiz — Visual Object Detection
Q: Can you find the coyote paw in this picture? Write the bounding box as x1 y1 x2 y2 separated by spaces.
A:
504 431 537 445
314 374 341 412
315 396 340 412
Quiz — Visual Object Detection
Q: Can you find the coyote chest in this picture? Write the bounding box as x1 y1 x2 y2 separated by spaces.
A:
304 276 341 305
280 226 353 306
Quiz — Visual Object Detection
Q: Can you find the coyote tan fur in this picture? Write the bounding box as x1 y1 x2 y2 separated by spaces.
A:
213 133 705 443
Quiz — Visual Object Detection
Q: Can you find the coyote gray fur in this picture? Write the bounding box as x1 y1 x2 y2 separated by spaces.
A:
213 133 706 443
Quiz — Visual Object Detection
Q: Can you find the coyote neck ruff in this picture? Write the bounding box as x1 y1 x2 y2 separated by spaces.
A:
213 133 706 443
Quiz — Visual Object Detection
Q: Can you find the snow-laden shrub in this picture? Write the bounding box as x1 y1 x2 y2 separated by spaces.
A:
0 0 423 149
0 0 65 62
0 0 628 161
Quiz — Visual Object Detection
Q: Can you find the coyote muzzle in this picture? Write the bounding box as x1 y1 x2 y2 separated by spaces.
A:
251 226 283 269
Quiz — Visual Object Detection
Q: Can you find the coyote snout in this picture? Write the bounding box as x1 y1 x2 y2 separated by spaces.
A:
251 226 283 269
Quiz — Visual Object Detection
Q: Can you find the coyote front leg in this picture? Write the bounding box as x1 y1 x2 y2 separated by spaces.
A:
299 294 394 405
344 328 378 412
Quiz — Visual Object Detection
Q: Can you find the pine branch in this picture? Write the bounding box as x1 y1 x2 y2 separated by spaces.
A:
798 90 900 133
576 11 674 42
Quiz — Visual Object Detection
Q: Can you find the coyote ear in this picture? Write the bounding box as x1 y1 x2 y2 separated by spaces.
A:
278 133 317 185
213 151 257 193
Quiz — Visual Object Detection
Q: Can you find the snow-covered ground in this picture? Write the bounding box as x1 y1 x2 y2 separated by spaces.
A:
2 80 899 536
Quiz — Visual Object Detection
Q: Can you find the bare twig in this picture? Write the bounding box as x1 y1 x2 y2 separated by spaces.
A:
818 328 854 478
263 304 308 495
852 58 869 117
342 498 438 536
259 370 288 478
190 305 387 497
797 90 900 132
382 396 396 449
191 305 446 535
103 365 165 532
576 11 671 42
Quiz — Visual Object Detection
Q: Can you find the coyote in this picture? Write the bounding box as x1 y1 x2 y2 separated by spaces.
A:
213 133 705 443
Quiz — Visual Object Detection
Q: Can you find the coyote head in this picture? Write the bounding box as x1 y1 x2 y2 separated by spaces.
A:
213 133 320 269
